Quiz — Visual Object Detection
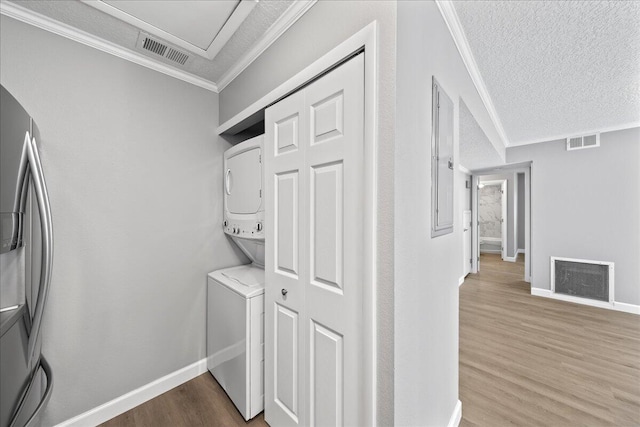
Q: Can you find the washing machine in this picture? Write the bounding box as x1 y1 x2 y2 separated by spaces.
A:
207 264 264 420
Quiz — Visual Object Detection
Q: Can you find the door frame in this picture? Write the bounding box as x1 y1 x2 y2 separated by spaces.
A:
462 209 472 278
470 165 531 282
476 179 507 259
218 22 379 425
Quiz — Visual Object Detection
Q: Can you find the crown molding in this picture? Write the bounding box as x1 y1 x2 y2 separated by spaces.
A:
435 1 510 149
507 121 640 147
216 0 317 92
0 1 218 93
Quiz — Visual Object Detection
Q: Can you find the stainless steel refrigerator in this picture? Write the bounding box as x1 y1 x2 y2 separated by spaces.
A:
0 85 53 427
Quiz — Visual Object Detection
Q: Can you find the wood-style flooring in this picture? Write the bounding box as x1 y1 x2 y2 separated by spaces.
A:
460 254 640 427
99 373 268 427
101 253 639 426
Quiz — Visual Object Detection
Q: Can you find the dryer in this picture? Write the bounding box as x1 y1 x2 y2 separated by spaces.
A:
223 135 264 265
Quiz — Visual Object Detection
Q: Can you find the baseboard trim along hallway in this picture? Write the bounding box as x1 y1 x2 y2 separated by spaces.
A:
531 288 640 315
447 400 462 427
55 358 208 427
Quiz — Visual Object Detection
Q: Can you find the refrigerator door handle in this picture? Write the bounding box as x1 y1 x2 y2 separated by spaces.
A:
21 132 54 372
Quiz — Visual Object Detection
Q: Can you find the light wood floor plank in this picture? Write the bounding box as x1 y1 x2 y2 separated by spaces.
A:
460 254 640 427
99 373 268 427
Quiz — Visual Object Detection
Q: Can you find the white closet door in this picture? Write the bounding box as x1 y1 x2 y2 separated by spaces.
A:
265 89 307 427
265 53 364 427
304 54 363 427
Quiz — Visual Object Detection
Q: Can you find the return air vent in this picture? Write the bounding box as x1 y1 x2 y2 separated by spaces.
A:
566 133 600 151
551 257 614 302
136 32 191 67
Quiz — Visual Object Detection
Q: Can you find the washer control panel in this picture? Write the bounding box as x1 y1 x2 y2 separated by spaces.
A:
224 218 264 239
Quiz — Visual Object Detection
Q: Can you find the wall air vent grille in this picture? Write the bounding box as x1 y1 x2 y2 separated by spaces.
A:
551 257 614 302
142 37 167 56
566 133 600 151
136 32 191 67
166 48 189 65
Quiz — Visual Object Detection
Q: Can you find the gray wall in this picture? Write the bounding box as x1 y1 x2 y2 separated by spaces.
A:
395 1 505 425
508 127 640 305
479 173 517 258
517 173 525 251
1 15 245 425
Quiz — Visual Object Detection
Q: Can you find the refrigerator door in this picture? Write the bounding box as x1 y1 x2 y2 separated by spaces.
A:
0 86 30 253
0 86 54 427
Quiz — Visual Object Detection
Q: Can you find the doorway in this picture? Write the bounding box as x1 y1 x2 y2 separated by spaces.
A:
470 167 531 283
478 179 507 260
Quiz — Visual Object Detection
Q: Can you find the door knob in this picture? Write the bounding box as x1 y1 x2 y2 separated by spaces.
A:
281 289 288 296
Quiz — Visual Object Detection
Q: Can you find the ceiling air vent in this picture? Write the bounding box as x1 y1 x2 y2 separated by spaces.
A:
566 133 600 151
136 32 191 67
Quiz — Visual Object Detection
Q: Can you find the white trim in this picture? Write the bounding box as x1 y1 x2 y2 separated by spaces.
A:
509 122 640 147
550 256 614 304
613 301 640 315
458 164 471 175
479 179 503 187
503 255 517 263
458 276 465 286
216 0 318 91
447 400 463 427
82 0 258 60
0 1 218 92
0 305 20 313
361 22 379 427
479 237 501 243
435 1 510 153
217 22 376 135
517 248 525 255
471 175 479 274
531 288 639 315
55 358 208 427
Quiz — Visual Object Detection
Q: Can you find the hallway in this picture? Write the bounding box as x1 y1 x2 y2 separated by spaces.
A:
460 254 640 426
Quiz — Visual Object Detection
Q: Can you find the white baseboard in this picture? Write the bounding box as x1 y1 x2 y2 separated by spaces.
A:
531 288 640 315
480 249 501 254
55 358 208 427
447 399 462 427
503 255 517 263
517 248 525 255
459 276 465 286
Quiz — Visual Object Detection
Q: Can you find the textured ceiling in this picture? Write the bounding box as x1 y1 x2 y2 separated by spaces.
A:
12 0 294 84
459 99 504 171
453 1 640 145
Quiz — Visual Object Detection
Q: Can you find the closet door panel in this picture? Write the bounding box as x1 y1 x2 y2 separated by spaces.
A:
265 52 365 427
304 54 364 427
265 90 306 427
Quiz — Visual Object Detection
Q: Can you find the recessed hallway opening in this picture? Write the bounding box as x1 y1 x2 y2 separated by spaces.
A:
460 254 640 426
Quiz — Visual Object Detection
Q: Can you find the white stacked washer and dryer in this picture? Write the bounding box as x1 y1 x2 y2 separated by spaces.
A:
207 134 265 421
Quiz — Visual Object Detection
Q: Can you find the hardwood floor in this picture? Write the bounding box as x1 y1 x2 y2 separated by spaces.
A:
460 254 640 427
101 253 639 426
99 373 268 427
